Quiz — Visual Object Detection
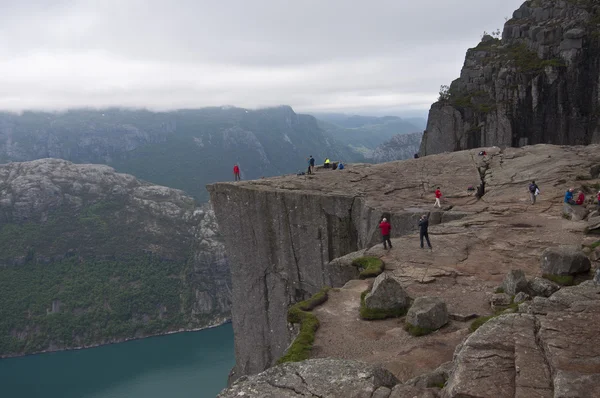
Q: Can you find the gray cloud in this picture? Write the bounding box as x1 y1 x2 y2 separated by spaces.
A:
0 0 524 116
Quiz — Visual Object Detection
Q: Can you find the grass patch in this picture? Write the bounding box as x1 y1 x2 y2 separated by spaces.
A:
352 256 384 279
404 322 434 337
470 315 497 332
277 287 330 364
359 289 408 320
543 274 574 286
589 241 600 250
494 287 505 293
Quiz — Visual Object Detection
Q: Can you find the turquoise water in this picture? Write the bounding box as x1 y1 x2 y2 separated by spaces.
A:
0 323 235 398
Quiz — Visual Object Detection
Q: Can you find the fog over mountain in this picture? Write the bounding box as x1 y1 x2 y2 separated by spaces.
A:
0 0 523 115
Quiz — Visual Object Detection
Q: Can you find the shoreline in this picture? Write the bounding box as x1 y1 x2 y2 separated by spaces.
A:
0 318 231 360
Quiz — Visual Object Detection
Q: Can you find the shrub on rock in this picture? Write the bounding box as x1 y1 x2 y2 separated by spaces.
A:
405 296 448 336
540 245 591 276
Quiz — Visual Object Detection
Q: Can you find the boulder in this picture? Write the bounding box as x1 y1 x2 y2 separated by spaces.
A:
217 359 399 398
501 269 528 295
389 385 439 398
327 249 365 287
528 277 560 297
594 269 600 285
365 273 410 311
490 293 512 311
541 246 591 276
563 203 589 221
372 386 392 398
588 210 599 220
406 297 448 331
406 361 452 389
513 292 530 304
588 216 600 233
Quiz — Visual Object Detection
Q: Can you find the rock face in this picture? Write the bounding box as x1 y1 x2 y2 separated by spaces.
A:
0 159 230 356
420 0 600 156
217 359 399 398
564 203 589 221
501 269 528 295
528 276 560 297
208 144 600 379
365 273 411 311
446 282 600 397
406 297 448 331
540 245 591 276
371 132 422 163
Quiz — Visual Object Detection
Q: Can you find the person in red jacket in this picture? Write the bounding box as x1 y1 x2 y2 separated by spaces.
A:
597 191 600 209
233 164 241 181
379 217 392 250
434 187 442 208
575 190 585 205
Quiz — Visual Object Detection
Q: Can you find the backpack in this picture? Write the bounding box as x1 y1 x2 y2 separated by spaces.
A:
529 184 537 193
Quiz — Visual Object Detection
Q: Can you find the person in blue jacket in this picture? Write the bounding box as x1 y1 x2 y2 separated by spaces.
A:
338 162 344 170
564 188 575 204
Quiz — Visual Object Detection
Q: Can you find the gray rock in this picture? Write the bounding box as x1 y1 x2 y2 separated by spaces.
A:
372 386 392 398
217 359 399 398
406 297 448 331
564 28 585 40
528 276 561 297
327 249 365 288
389 385 439 398
587 210 599 220
594 269 600 285
563 203 589 221
513 292 530 304
365 273 411 311
540 245 591 276
406 361 452 389
490 293 512 311
588 216 600 233
501 269 528 295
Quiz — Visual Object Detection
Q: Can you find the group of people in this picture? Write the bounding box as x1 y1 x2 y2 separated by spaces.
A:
378 214 432 251
564 187 600 207
306 155 343 175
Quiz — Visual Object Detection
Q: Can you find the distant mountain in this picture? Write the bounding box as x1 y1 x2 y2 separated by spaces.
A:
0 107 361 202
371 132 422 163
0 159 229 356
312 113 422 158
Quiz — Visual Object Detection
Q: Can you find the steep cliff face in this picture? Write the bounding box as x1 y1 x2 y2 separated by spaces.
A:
421 0 600 156
208 153 479 378
0 159 230 356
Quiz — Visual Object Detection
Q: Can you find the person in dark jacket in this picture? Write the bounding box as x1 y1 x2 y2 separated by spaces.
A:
379 217 392 250
418 215 432 249
528 180 539 204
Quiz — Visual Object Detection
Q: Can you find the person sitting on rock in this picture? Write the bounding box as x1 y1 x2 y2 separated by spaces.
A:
338 162 344 170
575 190 585 205
379 217 392 250
418 215 432 250
528 180 539 205
324 158 331 169
564 188 575 205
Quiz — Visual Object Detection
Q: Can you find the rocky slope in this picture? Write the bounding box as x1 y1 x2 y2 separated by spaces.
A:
420 0 600 156
213 144 600 396
371 132 422 163
0 159 229 356
0 107 361 201
209 143 600 381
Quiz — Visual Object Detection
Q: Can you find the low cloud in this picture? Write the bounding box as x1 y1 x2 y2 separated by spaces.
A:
0 0 524 116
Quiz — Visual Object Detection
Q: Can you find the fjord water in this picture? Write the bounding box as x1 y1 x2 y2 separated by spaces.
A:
0 323 234 398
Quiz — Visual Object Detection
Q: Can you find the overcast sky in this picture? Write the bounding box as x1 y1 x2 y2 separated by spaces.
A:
0 0 524 117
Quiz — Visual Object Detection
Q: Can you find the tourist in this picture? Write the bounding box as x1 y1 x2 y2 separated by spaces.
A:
379 217 392 250
338 162 344 170
576 190 585 205
597 190 600 208
324 158 331 169
233 164 241 181
528 180 540 204
434 187 442 208
413 153 419 159
564 188 575 205
309 155 315 174
418 215 432 250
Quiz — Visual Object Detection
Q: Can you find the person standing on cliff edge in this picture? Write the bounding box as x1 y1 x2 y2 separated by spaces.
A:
419 215 432 250
434 187 442 208
379 218 392 250
233 164 241 181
